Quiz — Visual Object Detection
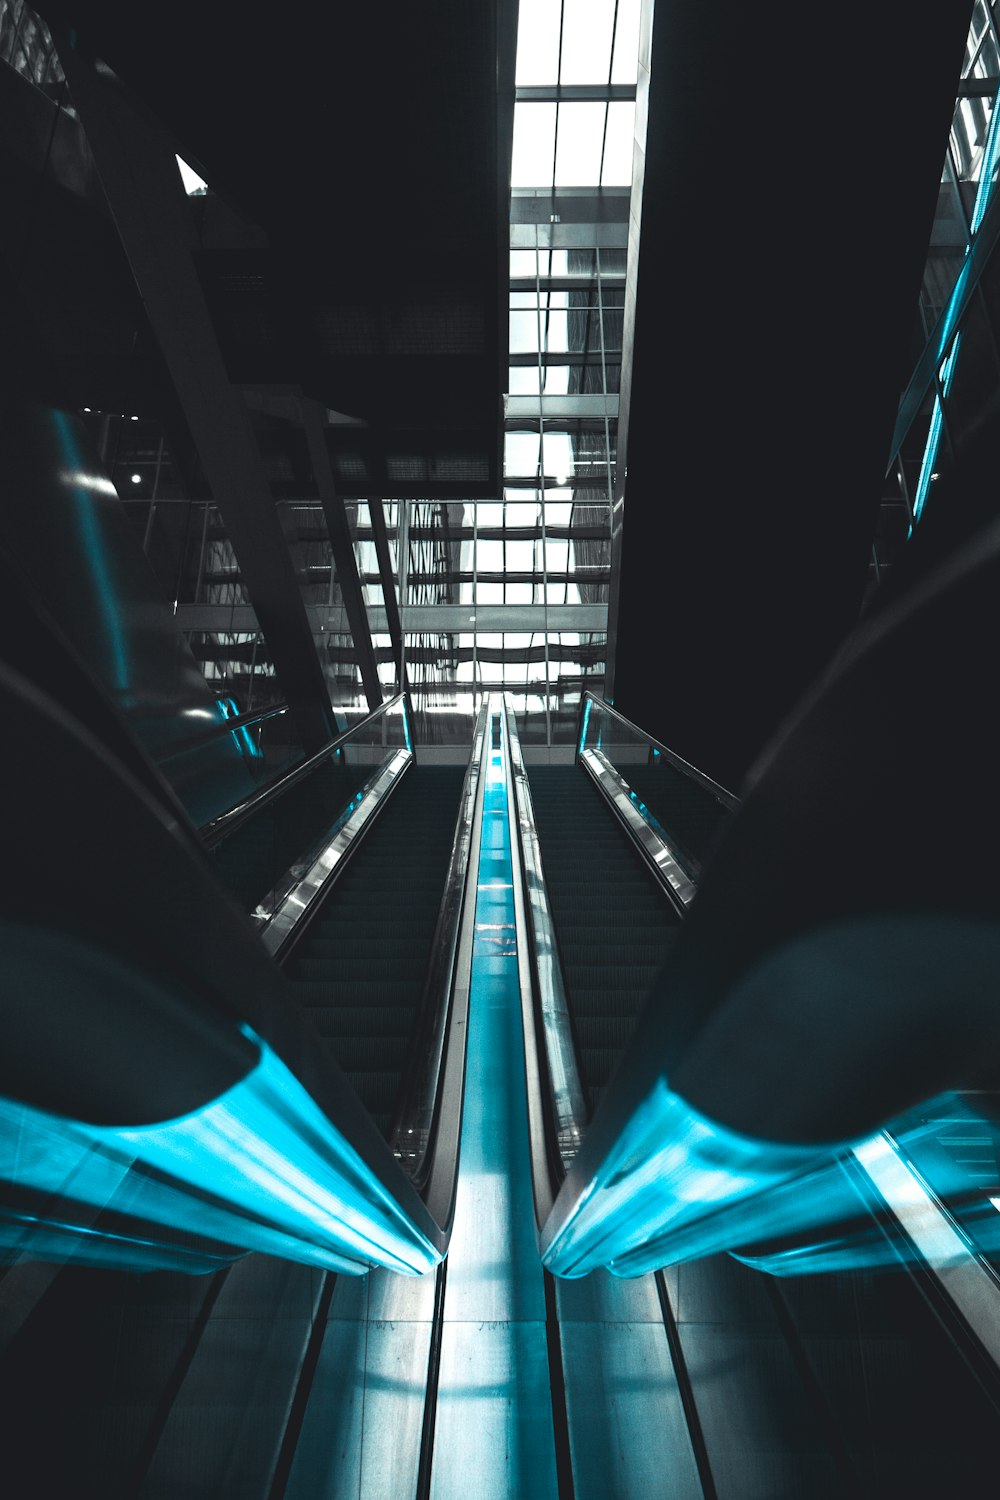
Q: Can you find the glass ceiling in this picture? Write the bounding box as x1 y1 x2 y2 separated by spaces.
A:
97 1 646 748
512 0 639 188
315 1 643 744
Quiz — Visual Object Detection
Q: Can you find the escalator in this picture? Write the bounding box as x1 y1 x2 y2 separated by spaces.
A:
513 694 1000 1499
282 765 466 1137
0 681 481 1498
526 764 682 1115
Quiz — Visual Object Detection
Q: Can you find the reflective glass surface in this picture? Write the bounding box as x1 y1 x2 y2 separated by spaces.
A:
579 694 736 872
208 696 411 921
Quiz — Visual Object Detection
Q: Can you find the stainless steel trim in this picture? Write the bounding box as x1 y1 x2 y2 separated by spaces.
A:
503 694 588 1171
506 706 560 1227
393 700 491 1214
201 693 408 848
854 1132 1000 1370
577 690 739 807
258 747 411 958
157 702 290 763
580 746 697 912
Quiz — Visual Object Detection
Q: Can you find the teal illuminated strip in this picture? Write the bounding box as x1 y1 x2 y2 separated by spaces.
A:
912 85 1000 526
541 1074 830 1279
0 1028 442 1276
578 696 593 755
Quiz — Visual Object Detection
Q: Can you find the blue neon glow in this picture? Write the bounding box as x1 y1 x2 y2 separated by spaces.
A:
0 1210 235 1275
218 696 263 759
578 697 593 755
911 88 1000 526
0 1027 441 1276
543 1071 1000 1279
52 409 130 692
735 1094 1000 1277
402 700 413 753
542 1073 843 1279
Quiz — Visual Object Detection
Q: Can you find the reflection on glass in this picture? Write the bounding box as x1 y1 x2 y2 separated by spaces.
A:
579 694 736 871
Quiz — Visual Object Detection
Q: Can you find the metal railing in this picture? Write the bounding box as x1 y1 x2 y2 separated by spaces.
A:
201 695 409 850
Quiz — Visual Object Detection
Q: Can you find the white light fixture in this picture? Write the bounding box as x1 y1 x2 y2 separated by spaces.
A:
130 473 142 484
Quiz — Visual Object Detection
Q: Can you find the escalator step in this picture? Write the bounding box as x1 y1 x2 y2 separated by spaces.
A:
284 765 466 1140
564 964 664 995
292 979 424 1010
306 1005 415 1039
290 954 428 982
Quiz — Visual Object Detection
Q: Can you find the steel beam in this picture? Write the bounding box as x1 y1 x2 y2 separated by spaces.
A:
300 398 383 710
57 43 336 752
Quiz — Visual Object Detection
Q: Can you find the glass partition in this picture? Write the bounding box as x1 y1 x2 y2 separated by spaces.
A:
578 692 737 875
206 695 411 922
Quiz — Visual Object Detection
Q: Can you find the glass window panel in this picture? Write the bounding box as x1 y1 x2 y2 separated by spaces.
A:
555 101 607 186
505 432 542 476
477 502 505 526
602 100 636 186
505 582 535 603
504 502 540 526
479 539 507 570
560 0 617 83
546 539 570 570
543 430 576 480
510 309 541 353
515 0 562 85
542 364 570 394
477 581 504 603
510 290 540 309
540 248 570 277
508 366 542 394
512 102 557 187
543 306 570 353
504 540 538 570
544 501 574 526
510 249 538 277
610 0 642 84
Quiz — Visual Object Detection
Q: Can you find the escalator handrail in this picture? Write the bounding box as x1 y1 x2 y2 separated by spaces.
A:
200 694 410 850
502 695 589 1210
578 691 739 808
0 661 445 1275
156 701 291 764
392 700 492 1230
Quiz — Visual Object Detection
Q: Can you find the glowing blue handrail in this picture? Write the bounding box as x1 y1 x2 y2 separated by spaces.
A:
0 1026 445 1277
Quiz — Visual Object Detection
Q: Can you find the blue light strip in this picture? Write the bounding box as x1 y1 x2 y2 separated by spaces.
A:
0 1028 443 1276
541 1074 835 1279
578 696 593 756
912 84 1000 526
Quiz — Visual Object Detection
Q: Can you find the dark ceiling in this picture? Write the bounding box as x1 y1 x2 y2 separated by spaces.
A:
34 0 516 496
611 0 975 790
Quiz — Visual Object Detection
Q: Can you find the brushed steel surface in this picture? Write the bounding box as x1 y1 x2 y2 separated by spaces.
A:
559 1319 702 1500
286 1272 433 1500
430 701 558 1497
430 1322 558 1500
259 748 411 954
555 1271 702 1500
141 1256 324 1498
581 746 697 908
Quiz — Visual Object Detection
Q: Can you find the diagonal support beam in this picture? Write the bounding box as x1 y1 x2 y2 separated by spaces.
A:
300 399 383 710
57 43 336 753
368 496 406 694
